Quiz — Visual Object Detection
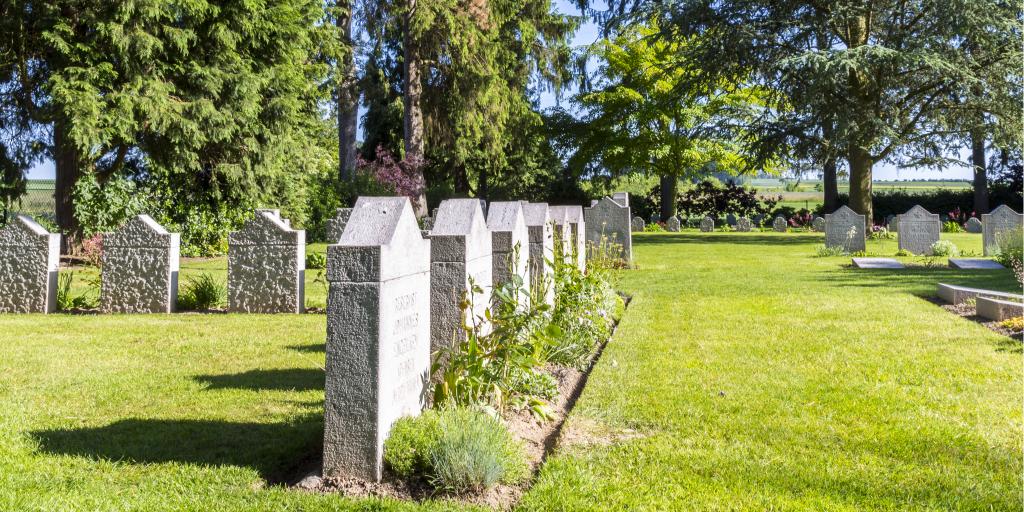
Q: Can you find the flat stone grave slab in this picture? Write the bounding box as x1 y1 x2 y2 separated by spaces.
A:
948 258 1006 270
852 257 905 269
976 296 1024 321
937 283 1024 305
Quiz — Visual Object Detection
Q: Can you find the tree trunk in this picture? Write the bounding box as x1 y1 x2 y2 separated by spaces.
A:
53 120 82 253
970 126 988 214
337 0 358 181
823 156 839 213
453 161 470 195
402 0 428 217
847 144 873 227
659 175 677 220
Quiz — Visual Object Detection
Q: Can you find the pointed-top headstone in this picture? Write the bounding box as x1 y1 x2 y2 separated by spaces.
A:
323 196 431 482
824 206 866 252
982 205 1023 256
522 202 555 305
896 205 939 255
325 208 353 243
228 209 305 313
487 201 530 296
101 215 180 313
0 215 60 313
584 196 632 264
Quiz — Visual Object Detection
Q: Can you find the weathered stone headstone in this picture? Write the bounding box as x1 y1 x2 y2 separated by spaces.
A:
824 206 865 252
982 205 1023 256
563 205 586 271
324 208 352 243
583 194 632 264
964 217 983 233
548 206 574 266
228 209 305 313
889 216 898 233
666 216 681 232
735 217 752 232
752 214 764 227
429 199 493 361
884 214 896 231
726 213 737 226
896 205 940 255
700 216 715 232
522 202 555 305
101 215 179 313
631 216 645 232
772 216 787 232
948 258 1005 270
811 216 825 232
486 201 530 299
852 257 905 269
323 196 431 483
0 215 60 313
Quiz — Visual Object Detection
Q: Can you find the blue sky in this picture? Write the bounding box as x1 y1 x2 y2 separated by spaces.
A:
26 0 972 181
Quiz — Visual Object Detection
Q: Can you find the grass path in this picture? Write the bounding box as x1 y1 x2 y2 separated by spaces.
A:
0 232 1019 510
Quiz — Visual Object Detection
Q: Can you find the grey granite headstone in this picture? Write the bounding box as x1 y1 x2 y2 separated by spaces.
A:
486 201 530 301
429 199 492 361
982 205 1023 256
772 216 787 232
896 205 939 255
228 209 305 313
324 208 352 243
0 215 60 313
735 217 752 232
548 205 574 266
563 205 586 271
523 202 555 306
812 216 825 232
726 213 737 226
323 196 431 482
852 257 905 269
752 214 764 227
700 217 714 232
583 194 632 264
825 206 865 252
666 216 681 232
889 217 898 233
964 217 983 234
948 258 1005 270
101 215 179 313
885 215 896 232
631 216 645 232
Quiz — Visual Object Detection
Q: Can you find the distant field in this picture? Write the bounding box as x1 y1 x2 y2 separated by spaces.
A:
10 179 55 220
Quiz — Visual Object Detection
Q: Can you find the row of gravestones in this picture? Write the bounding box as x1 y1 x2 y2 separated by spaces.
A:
321 194 635 482
633 215 816 233
0 209 306 314
886 214 987 234
824 204 1022 254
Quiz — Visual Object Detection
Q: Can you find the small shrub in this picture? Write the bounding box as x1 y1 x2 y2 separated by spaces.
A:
815 245 845 257
894 249 911 257
643 222 665 232
305 252 327 270
942 221 964 233
993 228 1023 286
177 273 226 310
999 316 1023 334
930 240 959 257
56 272 99 311
868 226 895 240
384 407 527 493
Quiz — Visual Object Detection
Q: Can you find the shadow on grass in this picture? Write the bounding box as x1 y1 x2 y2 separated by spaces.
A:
633 233 822 246
287 343 325 353
194 368 324 392
32 415 323 483
815 265 1017 297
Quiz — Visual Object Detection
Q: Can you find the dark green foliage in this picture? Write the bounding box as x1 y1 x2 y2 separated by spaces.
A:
384 407 527 493
56 272 98 311
821 189 1022 224
677 181 780 219
177 273 226 311
548 253 623 369
304 252 326 271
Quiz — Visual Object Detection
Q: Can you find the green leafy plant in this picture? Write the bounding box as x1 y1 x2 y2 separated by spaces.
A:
56 272 99 311
942 220 964 233
547 251 622 369
384 407 527 493
930 240 959 257
305 252 326 270
993 228 1023 286
177 273 226 311
815 245 846 257
643 222 665 232
894 249 911 257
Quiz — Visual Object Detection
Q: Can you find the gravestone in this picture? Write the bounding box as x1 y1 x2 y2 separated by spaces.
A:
666 216 681 232
0 215 60 313
948 258 1005 270
896 205 940 255
583 194 632 264
324 208 353 243
852 257 905 269
486 201 530 300
964 217 983 233
700 217 715 232
548 206 574 265
101 215 179 313
228 209 305 313
889 217 898 233
523 202 555 306
982 205 1023 256
563 205 586 271
811 216 825 232
429 199 493 362
323 196 431 482
885 215 896 231
752 214 764 227
735 217 752 232
976 296 1024 321
726 213 737 226
824 206 865 252
421 216 434 231
631 216 645 232
772 216 787 232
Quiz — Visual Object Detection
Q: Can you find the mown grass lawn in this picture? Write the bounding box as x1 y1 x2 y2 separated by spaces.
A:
1 231 1019 511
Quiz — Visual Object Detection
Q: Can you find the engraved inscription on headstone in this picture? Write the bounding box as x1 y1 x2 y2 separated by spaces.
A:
824 206 865 252
583 194 632 264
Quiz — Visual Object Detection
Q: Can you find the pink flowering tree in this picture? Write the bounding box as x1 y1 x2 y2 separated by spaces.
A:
356 146 427 214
